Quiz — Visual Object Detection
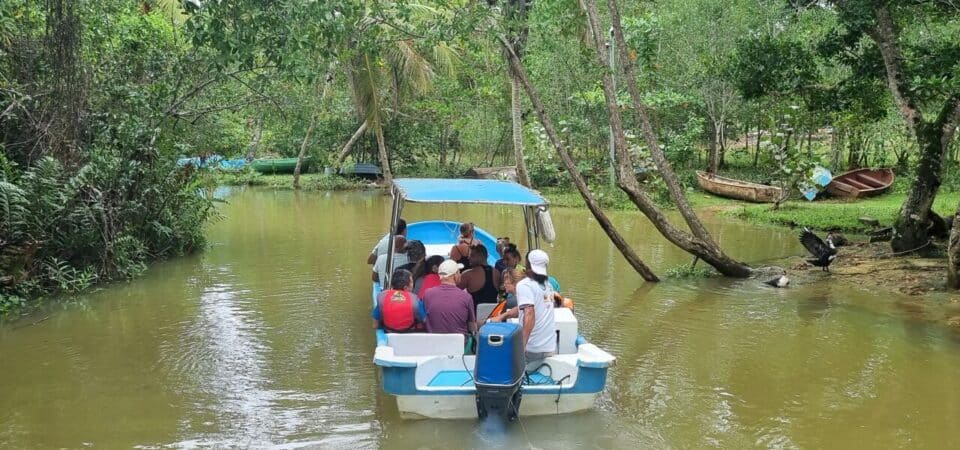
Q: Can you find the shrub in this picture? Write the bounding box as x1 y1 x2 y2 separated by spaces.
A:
0 152 214 309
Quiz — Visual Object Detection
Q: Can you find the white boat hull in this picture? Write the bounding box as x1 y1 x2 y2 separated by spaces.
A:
395 393 599 420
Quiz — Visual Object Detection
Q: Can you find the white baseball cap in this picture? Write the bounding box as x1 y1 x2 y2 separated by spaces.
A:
528 249 549 275
438 259 464 277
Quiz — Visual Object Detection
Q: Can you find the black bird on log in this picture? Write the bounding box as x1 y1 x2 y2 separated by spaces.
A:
800 228 837 272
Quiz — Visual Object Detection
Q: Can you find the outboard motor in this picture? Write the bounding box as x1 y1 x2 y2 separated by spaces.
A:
474 322 524 420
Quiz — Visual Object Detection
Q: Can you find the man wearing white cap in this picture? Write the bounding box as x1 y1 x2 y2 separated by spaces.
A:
421 259 477 341
515 249 556 363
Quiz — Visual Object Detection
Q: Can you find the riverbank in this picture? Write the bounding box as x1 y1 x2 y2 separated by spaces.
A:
219 172 960 234
213 171 377 191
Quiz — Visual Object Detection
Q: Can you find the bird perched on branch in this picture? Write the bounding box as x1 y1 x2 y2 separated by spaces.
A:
800 228 837 272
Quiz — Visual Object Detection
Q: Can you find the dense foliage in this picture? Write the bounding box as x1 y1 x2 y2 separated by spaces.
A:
0 1 216 312
3 0 960 307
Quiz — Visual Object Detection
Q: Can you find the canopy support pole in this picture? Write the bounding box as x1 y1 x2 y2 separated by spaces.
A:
384 186 404 287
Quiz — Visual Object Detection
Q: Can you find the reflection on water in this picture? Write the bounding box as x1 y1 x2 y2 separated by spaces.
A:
1 188 959 448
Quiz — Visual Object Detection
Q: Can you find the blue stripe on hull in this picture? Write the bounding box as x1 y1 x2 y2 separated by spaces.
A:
380 365 609 396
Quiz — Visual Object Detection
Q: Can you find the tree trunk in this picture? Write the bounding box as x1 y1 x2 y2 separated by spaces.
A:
293 117 316 189
718 121 727 169
863 4 960 253
599 0 752 277
754 117 762 167
948 206 960 289
511 73 533 187
892 116 957 252
245 115 263 161
374 123 393 185
708 120 720 174
334 120 369 168
497 34 658 282
847 128 862 170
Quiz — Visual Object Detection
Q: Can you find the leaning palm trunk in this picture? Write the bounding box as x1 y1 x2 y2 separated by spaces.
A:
374 123 393 185
498 35 658 282
511 73 532 187
293 117 316 189
583 0 751 277
334 121 369 169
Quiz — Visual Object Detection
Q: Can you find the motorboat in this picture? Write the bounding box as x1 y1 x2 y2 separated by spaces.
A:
372 178 616 420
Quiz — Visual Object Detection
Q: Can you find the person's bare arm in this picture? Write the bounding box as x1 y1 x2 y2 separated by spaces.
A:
450 244 462 261
456 269 472 289
367 253 377 265
372 271 379 283
491 307 518 323
520 305 535 346
372 319 379 329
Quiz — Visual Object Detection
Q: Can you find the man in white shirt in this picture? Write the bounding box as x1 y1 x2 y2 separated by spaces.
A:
367 218 407 264
372 235 410 284
515 249 556 363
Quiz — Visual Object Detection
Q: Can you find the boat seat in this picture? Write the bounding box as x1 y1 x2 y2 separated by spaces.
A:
857 173 884 187
844 177 871 190
829 180 855 193
387 333 465 357
423 244 451 258
477 303 498 321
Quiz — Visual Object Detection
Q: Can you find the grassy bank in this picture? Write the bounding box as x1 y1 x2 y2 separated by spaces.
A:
542 183 959 233
214 170 959 234
213 170 375 191
726 193 960 232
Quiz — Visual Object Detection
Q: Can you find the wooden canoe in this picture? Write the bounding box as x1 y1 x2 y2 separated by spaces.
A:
695 170 783 203
825 168 894 198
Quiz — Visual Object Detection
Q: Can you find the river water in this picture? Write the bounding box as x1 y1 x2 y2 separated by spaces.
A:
1 188 959 448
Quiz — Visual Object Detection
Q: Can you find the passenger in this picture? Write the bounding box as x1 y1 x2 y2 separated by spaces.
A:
372 235 409 284
488 249 556 365
421 260 477 342
397 240 426 293
449 222 480 268
417 255 445 298
493 244 521 289
500 267 522 309
495 237 511 259
457 244 499 308
371 269 426 333
367 218 407 265
483 267 522 324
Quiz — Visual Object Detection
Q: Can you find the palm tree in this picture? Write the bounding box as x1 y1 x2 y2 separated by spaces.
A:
334 2 457 184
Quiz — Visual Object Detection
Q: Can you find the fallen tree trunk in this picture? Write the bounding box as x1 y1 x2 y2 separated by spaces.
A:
497 35 658 282
583 0 751 277
604 0 717 247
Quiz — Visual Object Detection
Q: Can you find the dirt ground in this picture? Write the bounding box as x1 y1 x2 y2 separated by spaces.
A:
790 241 949 296
786 241 960 333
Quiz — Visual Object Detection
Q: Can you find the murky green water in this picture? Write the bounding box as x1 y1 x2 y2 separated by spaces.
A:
2 188 959 448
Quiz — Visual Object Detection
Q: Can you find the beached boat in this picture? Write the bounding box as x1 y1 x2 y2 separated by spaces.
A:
695 170 783 203
339 162 382 179
251 157 311 174
825 168 895 198
373 178 616 420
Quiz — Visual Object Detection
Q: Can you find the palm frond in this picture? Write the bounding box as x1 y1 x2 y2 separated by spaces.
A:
432 41 459 76
390 39 435 93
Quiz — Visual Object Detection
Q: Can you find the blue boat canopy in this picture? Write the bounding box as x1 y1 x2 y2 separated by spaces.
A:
393 178 548 206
